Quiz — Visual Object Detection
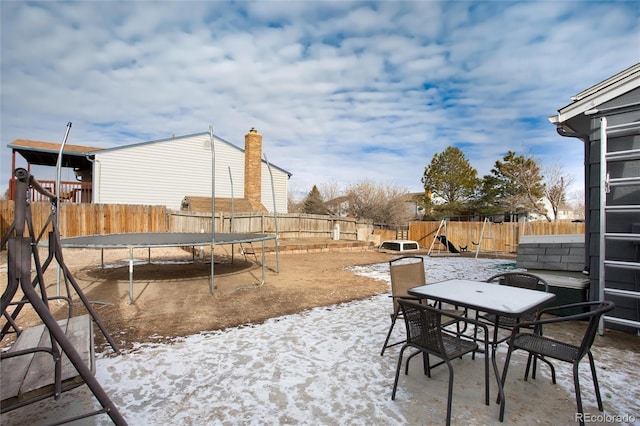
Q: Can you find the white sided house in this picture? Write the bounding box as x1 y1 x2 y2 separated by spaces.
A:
92 129 291 213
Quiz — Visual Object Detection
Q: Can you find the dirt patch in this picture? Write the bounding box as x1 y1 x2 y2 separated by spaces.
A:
1 245 394 351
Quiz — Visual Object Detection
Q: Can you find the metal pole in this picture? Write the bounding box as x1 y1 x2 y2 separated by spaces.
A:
229 166 234 232
55 122 72 296
229 166 235 262
263 153 280 272
598 117 608 334
129 246 134 305
209 125 216 295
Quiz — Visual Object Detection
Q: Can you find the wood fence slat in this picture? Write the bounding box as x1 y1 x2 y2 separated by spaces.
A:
0 201 584 246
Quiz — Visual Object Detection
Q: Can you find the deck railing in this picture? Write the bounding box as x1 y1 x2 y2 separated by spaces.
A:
8 178 92 203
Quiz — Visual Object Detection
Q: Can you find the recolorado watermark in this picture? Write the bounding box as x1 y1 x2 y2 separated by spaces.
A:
575 413 636 423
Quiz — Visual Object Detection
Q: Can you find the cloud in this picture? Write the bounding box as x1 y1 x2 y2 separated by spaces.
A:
1 1 638 201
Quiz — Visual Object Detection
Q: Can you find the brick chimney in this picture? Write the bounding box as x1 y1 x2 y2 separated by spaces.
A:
244 128 265 211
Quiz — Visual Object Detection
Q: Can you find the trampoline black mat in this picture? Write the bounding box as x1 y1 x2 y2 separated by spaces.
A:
61 232 275 248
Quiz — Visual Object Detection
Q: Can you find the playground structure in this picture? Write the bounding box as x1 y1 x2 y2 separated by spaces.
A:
424 215 534 257
427 219 460 255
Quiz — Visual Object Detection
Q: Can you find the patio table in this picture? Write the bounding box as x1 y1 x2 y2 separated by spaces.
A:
408 279 556 421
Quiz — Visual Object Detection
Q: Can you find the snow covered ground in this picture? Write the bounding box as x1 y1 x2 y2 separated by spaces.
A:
3 256 638 425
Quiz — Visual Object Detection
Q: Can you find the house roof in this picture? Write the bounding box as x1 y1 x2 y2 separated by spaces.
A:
325 195 352 205
8 139 103 169
92 131 292 177
549 62 640 130
8 132 292 177
401 192 424 202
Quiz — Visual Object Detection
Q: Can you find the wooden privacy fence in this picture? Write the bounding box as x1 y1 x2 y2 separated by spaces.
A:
409 220 585 253
170 211 373 240
0 201 168 239
0 201 373 241
0 200 584 251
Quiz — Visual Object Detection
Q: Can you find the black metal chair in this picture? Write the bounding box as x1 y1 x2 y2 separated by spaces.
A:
482 272 549 328
486 271 549 291
391 299 489 426
499 301 615 424
472 272 550 359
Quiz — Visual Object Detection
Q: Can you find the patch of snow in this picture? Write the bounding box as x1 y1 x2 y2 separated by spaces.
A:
3 256 637 426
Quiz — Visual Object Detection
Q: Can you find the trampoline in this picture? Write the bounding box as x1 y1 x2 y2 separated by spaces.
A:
61 232 276 304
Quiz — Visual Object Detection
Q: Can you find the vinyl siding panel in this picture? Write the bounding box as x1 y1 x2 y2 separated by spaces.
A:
93 133 289 212
261 162 288 213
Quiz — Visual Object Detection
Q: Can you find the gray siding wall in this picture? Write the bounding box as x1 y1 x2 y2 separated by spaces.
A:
587 89 640 327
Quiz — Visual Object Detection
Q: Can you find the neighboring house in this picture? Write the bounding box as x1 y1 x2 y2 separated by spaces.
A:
325 195 352 217
554 202 583 222
7 128 291 213
400 192 425 220
325 192 423 222
549 62 640 333
530 197 583 222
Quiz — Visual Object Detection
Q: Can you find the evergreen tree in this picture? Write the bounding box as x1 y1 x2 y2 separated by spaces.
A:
421 146 480 217
481 151 547 218
303 185 328 215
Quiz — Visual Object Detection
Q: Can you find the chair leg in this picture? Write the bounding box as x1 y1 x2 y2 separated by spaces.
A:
472 325 477 360
405 349 426 375
587 351 604 411
391 345 408 400
529 354 538 380
541 356 556 384
524 353 533 380
527 354 556 384
499 346 515 421
573 361 585 424
445 361 454 426
483 340 490 406
422 352 431 377
471 314 480 360
381 311 399 356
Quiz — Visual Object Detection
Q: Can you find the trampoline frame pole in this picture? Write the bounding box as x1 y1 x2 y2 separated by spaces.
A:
263 153 280 273
128 246 134 305
55 122 72 296
209 125 216 295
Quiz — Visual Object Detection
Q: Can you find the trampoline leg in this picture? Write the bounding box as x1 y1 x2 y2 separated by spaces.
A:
261 240 266 285
128 246 134 305
210 243 215 295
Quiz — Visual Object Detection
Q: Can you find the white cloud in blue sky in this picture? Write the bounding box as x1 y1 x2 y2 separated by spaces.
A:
1 1 638 200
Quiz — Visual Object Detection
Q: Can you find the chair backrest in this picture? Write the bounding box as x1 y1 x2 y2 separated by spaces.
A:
397 299 444 354
574 301 615 359
389 256 425 311
486 272 549 292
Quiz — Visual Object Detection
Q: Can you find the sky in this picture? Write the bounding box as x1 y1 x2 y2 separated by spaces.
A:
3 256 638 425
1 1 639 201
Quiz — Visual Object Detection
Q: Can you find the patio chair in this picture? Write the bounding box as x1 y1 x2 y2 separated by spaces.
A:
380 256 425 355
380 256 466 356
391 299 489 426
480 272 550 329
499 301 615 424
